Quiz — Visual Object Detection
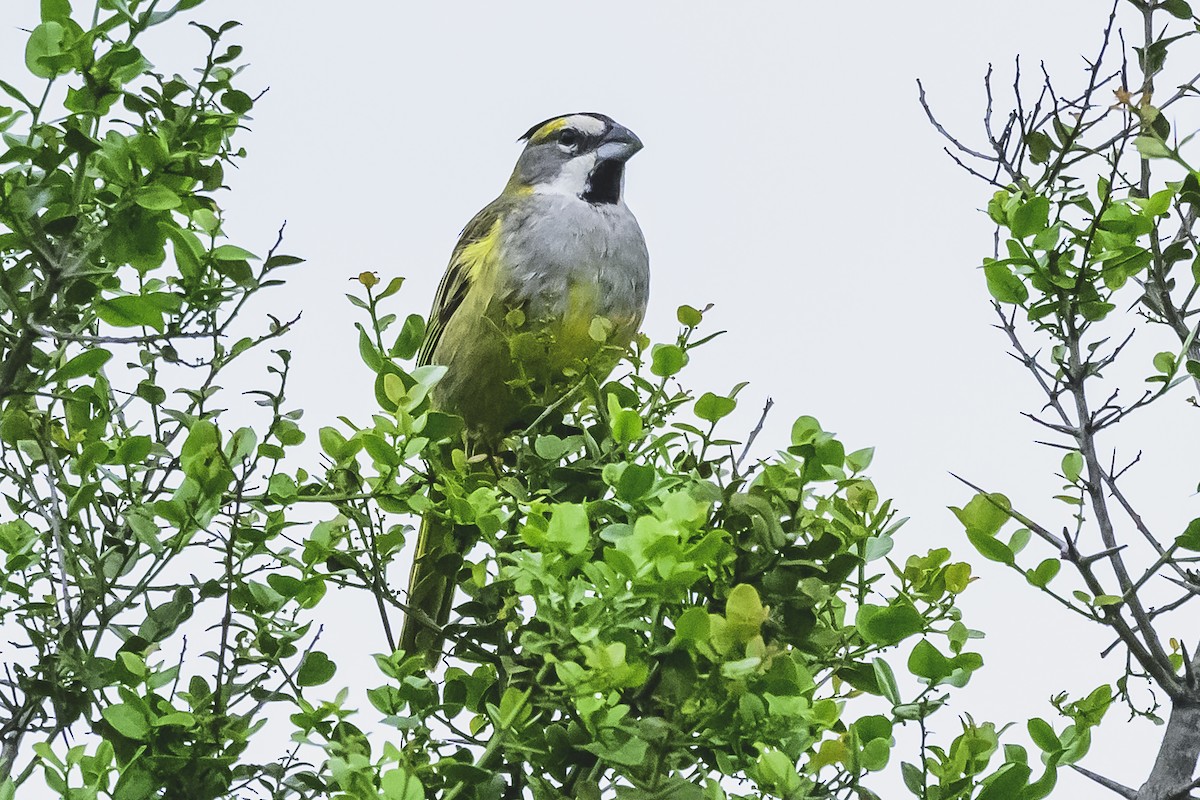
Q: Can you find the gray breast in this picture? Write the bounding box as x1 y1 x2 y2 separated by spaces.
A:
497 194 650 323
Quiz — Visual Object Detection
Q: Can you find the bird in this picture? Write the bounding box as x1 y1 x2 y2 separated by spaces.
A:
399 113 650 661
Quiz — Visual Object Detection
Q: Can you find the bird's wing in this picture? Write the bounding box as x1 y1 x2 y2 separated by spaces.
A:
402 198 508 661
417 198 507 367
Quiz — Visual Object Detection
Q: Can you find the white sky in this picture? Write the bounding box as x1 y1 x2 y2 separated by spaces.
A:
4 1 1196 796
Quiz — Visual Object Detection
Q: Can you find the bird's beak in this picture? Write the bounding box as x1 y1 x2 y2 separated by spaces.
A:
595 123 643 163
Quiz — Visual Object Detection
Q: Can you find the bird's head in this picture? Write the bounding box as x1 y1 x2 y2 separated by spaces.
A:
506 112 642 205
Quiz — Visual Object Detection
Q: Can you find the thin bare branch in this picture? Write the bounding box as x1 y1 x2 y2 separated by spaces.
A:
29 321 213 345
917 78 1003 164
736 397 774 471
1070 764 1138 799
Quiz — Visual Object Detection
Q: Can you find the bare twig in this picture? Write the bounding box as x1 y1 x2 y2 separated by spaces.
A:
30 321 213 345
735 397 774 471
1164 575 1200 597
917 78 1003 164
1069 764 1138 799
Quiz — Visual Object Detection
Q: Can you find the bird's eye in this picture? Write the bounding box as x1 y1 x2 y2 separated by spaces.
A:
559 129 580 148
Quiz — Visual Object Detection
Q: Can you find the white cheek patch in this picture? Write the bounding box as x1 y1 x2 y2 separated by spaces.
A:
535 152 599 197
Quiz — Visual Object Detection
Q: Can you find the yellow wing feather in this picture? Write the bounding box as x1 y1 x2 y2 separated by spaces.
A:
417 201 506 367
401 199 508 661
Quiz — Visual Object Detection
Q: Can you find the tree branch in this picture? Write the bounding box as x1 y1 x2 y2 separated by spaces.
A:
735 397 773 472
1071 763 1138 799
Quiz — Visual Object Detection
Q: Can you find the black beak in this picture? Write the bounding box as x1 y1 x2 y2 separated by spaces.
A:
595 123 643 163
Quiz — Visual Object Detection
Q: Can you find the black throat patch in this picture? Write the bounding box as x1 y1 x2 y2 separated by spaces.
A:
582 160 624 205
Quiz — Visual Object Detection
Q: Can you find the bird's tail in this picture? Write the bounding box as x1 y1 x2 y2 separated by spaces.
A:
399 508 458 662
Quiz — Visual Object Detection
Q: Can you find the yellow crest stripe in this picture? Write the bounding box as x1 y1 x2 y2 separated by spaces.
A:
530 117 568 143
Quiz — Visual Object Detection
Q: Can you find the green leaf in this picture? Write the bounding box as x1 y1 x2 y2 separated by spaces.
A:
1142 187 1176 217
873 658 900 705
1079 301 1116 321
859 737 892 772
846 446 874 472
951 492 1012 537
790 415 822 446
380 768 425 800
112 764 154 800
220 89 253 114
267 473 297 500
908 639 952 682
1027 718 1060 752
357 325 382 372
25 22 71 79
116 436 152 465
983 262 1029 304
695 392 736 422
944 562 972 593
725 584 767 643
978 763 1032 800
164 224 203 280
534 434 569 461
1024 766 1058 800
901 761 925 794
1010 196 1050 238
41 0 72 23
608 388 643 443
55 348 111 381
382 372 406 406
546 503 590 555
1008 527 1031 555
1026 558 1061 588
1153 351 1176 374
855 604 924 646
1163 0 1194 18
297 651 336 686
134 185 182 210
118 651 146 678
319 426 348 460
1135 136 1174 159
211 244 258 261
588 734 648 767
376 276 405 299
391 314 426 360
677 304 703 327
1176 518 1200 551
264 253 304 268
95 296 165 331
1061 451 1083 482
102 704 150 740
361 432 400 466
589 317 614 342
611 407 644 443
650 344 687 377
1060 724 1094 764
673 607 710 644
967 528 1015 565
616 463 656 501
494 685 534 727
865 534 893 561
1024 131 1053 164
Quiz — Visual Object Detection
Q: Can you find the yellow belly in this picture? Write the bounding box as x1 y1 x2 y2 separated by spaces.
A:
430 281 633 440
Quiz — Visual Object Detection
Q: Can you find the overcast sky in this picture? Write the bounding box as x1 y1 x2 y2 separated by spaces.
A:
5 1 1197 796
